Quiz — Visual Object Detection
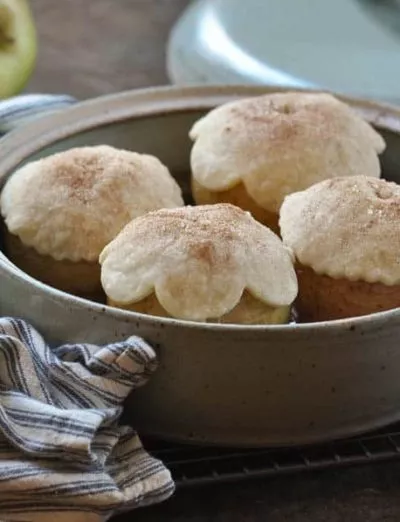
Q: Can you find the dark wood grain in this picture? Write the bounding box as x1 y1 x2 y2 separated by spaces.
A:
27 0 188 99
25 2 400 521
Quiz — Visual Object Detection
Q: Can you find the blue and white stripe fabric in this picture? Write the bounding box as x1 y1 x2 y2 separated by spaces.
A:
0 93 77 135
0 317 174 521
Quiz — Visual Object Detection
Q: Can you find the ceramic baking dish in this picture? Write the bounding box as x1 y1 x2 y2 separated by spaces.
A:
0 85 400 447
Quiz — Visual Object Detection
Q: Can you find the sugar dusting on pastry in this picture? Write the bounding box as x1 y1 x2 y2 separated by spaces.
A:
190 92 385 213
100 203 298 321
0 145 184 262
279 176 400 285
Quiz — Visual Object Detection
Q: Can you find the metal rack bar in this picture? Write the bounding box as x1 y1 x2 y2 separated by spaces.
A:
145 424 400 488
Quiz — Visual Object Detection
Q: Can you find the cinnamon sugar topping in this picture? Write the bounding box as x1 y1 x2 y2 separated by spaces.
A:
100 204 298 321
190 92 385 213
279 176 400 285
0 145 184 261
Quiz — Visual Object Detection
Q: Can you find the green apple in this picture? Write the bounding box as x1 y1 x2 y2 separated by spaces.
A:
0 0 37 99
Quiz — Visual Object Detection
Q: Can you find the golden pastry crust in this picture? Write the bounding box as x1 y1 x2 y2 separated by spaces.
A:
295 264 400 322
190 92 385 214
0 145 184 262
280 176 400 286
100 204 298 322
191 177 280 233
107 290 291 325
3 229 104 301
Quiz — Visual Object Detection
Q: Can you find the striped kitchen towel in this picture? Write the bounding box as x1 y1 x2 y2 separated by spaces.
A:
0 94 77 135
0 317 175 522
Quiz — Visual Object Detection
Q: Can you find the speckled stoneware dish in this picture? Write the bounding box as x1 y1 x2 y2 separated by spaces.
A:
0 86 400 448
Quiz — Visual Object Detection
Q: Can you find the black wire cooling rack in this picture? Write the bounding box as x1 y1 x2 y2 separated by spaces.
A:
145 423 400 488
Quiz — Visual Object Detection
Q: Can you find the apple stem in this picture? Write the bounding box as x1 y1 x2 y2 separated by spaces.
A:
0 29 13 46
0 5 13 47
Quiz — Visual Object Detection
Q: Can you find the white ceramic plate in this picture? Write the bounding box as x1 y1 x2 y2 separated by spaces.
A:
167 0 400 104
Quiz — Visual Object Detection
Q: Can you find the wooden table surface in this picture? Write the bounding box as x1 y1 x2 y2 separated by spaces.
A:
26 2 400 521
28 0 187 98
